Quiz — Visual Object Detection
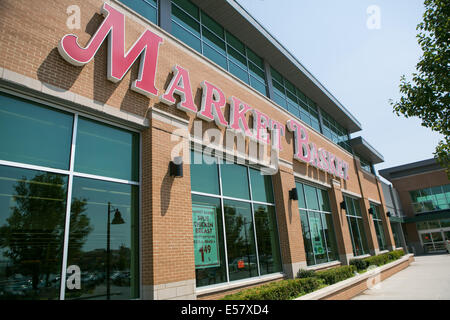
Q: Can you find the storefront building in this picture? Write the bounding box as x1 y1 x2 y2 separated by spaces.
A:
379 159 450 255
0 0 396 300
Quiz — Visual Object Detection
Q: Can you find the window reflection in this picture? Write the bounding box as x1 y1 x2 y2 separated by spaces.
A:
0 92 73 170
0 166 68 300
371 203 387 251
224 200 257 282
192 195 227 287
190 151 282 288
65 177 139 300
409 184 450 213
296 183 339 266
254 204 282 275
344 196 369 256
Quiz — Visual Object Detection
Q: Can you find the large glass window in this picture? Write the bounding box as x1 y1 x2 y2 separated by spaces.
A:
119 0 158 24
271 68 320 132
0 92 73 170
321 109 352 153
0 166 68 300
75 118 139 182
0 92 140 300
65 178 139 300
390 222 402 248
224 199 258 282
171 0 268 95
296 182 339 266
190 150 282 288
344 196 369 256
192 194 227 287
409 184 450 214
370 203 387 251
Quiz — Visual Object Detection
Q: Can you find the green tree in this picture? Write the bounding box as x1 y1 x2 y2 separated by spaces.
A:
0 173 91 299
390 0 449 176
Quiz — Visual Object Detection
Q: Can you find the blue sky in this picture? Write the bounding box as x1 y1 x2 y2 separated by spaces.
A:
236 0 443 174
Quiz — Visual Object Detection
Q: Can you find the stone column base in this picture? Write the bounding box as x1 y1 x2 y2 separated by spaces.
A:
142 279 196 300
339 253 354 265
283 261 308 279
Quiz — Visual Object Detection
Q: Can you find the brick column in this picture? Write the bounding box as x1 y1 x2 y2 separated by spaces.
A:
141 113 196 300
272 163 307 278
328 180 354 264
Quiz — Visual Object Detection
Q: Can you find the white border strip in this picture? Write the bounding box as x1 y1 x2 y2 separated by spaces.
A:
368 198 382 205
293 172 331 189
341 189 362 199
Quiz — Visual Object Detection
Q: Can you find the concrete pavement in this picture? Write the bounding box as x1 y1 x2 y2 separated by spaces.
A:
352 253 450 300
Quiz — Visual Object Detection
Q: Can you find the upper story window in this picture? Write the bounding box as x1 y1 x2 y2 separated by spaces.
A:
321 110 352 153
409 184 450 214
357 154 374 174
270 67 321 132
119 0 158 24
170 0 268 96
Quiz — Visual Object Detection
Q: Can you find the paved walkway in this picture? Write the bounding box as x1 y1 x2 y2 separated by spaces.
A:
352 253 450 300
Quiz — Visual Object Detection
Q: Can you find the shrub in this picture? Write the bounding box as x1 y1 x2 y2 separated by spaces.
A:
389 249 405 260
349 258 368 271
221 277 323 300
221 250 406 300
363 249 405 268
364 254 389 267
315 265 356 285
296 268 316 279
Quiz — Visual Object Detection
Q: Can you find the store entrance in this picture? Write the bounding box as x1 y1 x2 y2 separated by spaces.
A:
419 229 450 253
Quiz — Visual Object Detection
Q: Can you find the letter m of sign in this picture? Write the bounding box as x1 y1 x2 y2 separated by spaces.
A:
58 3 163 98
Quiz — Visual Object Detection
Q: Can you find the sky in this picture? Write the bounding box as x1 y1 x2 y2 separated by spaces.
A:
235 0 444 175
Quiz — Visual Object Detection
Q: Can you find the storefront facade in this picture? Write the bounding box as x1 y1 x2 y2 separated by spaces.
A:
0 0 396 300
379 159 450 255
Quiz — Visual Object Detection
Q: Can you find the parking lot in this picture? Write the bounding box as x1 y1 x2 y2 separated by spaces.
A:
352 253 450 300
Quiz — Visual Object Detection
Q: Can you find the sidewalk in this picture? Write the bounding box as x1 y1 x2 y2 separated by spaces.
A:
352 253 450 300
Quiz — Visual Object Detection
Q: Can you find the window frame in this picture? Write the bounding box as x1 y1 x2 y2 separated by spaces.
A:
0 88 141 300
343 195 369 257
296 181 339 266
190 148 283 288
170 0 267 95
370 202 387 251
409 184 450 214
118 0 158 24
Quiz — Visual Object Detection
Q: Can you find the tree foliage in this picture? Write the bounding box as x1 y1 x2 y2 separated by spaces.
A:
391 0 449 176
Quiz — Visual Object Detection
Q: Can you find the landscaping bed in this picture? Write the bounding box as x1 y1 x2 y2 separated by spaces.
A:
221 249 406 300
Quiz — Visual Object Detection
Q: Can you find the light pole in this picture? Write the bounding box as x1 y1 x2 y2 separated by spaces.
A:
106 201 125 300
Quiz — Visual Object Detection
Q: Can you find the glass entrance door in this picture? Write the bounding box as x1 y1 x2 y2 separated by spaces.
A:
444 231 450 241
420 230 448 253
430 232 446 252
